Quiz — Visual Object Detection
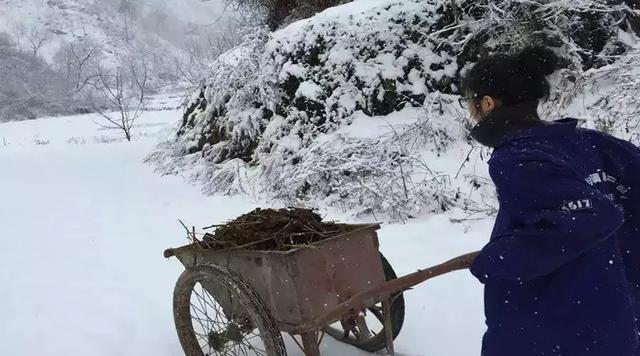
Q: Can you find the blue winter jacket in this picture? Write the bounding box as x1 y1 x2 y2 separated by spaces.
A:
470 118 640 356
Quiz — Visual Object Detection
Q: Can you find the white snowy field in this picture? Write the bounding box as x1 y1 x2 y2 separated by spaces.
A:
0 103 490 356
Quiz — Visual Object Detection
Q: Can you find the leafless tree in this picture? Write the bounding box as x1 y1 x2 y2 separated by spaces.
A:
174 41 206 86
0 31 88 122
13 23 27 53
12 23 50 57
174 22 244 86
26 25 51 58
174 38 215 85
118 0 141 42
54 39 103 93
94 60 148 141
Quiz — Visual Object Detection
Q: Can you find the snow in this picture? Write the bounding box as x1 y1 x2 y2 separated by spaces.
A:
156 0 227 26
280 62 308 81
163 0 486 220
3 0 639 352
296 81 324 101
541 48 640 143
169 0 640 221
335 108 423 139
0 104 490 356
0 0 190 88
1 0 122 61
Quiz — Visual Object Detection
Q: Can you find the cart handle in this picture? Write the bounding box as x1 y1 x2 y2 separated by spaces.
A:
300 250 480 332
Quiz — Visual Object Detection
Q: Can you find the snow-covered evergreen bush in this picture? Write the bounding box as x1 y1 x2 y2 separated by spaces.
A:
151 0 640 221
541 48 640 143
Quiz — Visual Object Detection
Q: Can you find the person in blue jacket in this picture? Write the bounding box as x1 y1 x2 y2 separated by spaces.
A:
461 46 640 356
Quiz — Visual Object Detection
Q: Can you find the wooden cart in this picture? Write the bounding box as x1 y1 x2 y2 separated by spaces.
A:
164 224 477 356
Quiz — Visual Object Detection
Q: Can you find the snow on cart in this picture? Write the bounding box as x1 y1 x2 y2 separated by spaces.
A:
164 208 477 356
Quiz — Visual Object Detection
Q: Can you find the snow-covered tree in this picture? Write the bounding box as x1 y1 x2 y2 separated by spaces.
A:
151 0 640 220
212 0 353 30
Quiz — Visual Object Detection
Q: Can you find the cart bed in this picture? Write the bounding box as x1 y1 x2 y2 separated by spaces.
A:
166 224 386 332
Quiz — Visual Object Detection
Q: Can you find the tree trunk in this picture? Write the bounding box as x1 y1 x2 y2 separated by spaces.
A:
450 0 459 24
123 12 129 42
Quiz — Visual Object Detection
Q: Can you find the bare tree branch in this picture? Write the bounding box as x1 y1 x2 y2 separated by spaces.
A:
26 25 50 58
93 59 147 142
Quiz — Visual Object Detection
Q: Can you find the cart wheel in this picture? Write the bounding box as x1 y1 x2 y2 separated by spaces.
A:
325 253 405 352
173 265 287 356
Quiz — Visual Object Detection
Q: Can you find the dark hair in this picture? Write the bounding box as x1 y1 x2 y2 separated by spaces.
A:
462 46 558 106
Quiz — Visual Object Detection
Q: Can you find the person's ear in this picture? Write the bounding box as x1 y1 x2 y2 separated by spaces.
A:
480 96 499 113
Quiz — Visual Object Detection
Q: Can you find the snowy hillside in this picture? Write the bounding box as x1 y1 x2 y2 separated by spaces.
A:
0 0 239 122
151 0 640 221
0 0 236 89
158 0 227 26
0 0 167 61
0 104 491 356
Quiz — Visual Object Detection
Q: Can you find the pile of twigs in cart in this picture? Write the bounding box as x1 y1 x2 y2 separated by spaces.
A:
187 208 354 252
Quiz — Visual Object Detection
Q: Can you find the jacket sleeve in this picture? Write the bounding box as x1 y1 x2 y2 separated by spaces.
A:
619 139 640 202
470 151 625 283
622 140 640 227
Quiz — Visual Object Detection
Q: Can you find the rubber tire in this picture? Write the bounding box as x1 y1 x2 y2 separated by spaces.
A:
352 253 406 352
173 265 287 356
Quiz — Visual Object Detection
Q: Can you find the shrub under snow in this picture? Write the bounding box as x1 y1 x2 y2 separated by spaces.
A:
150 0 640 221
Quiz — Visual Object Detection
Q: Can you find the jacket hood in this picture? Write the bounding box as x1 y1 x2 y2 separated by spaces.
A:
470 101 554 148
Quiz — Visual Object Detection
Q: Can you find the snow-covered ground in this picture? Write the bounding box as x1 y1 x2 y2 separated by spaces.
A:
0 103 491 356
